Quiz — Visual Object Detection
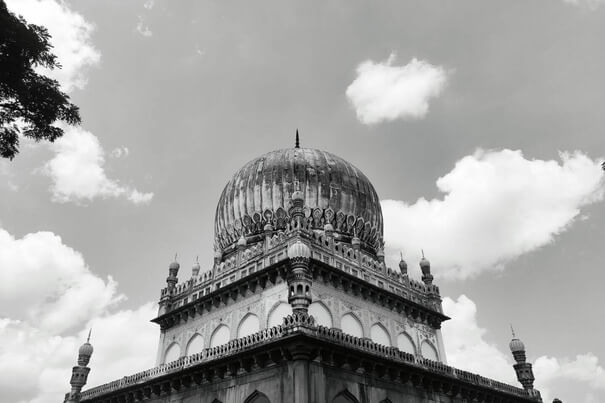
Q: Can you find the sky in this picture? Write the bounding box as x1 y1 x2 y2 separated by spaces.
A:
1 0 604 402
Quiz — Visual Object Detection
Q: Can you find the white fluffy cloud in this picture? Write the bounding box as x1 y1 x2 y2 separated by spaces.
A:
382 149 604 279
346 54 447 124
136 16 153 37
42 127 153 204
5 0 101 92
0 226 158 403
443 295 605 403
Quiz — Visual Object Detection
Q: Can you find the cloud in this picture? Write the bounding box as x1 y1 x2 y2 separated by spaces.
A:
382 149 604 279
6 0 101 92
562 0 605 9
0 225 158 403
443 295 605 403
110 146 130 159
346 54 447 124
41 127 153 205
143 0 154 10
136 16 153 37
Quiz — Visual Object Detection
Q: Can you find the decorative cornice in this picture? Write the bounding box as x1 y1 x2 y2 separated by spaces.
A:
80 313 535 403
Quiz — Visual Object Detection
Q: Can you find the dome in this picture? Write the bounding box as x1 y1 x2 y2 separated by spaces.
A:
215 147 383 253
287 239 311 259
79 342 93 357
509 338 525 353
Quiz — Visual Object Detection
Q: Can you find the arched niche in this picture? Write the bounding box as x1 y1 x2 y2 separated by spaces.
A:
370 323 391 347
421 340 439 361
341 313 363 338
163 342 180 363
267 302 292 328
308 301 333 328
238 313 260 338
185 333 204 356
397 332 416 355
209 324 230 348
332 389 359 403
244 390 270 403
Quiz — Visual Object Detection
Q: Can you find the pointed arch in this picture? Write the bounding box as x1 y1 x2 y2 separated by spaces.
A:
397 332 416 355
163 342 180 363
244 390 270 403
332 389 359 403
341 312 363 338
370 323 391 347
309 301 333 328
267 301 292 328
185 333 204 356
238 313 260 338
210 324 230 348
421 339 439 361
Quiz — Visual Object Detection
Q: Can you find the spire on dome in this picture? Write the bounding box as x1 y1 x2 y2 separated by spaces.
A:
295 129 300 148
399 251 408 275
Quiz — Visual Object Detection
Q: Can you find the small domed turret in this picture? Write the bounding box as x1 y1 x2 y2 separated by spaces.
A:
288 239 311 259
399 252 408 275
264 223 274 232
237 234 247 248
77 330 94 366
509 337 525 354
324 223 334 232
169 260 180 271
192 257 201 277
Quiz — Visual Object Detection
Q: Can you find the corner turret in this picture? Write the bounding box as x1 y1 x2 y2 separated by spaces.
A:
509 327 542 401
64 330 93 403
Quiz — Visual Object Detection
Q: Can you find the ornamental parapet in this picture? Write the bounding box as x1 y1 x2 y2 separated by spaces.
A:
157 227 442 322
82 313 533 402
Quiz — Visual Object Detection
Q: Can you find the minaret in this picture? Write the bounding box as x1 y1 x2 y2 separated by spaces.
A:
167 255 180 291
419 250 433 285
399 251 408 276
509 327 542 401
64 330 93 403
286 239 312 315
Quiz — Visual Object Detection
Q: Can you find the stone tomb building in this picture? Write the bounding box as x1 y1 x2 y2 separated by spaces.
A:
64 143 546 403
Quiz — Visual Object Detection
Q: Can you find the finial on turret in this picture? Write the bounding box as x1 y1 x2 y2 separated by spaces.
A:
295 129 300 148
192 256 201 277
87 328 92 343
511 324 516 338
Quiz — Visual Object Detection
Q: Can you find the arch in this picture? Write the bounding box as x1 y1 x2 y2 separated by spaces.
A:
209 324 230 348
332 389 359 403
396 332 416 355
237 313 260 338
341 313 363 338
163 342 180 363
308 301 333 328
370 323 391 347
267 301 292 328
244 390 270 403
421 340 439 361
185 333 204 356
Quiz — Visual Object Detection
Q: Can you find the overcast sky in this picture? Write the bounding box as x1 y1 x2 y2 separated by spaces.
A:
1 1 604 402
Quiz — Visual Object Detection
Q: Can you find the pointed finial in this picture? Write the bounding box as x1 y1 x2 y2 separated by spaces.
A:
400 251 404 260
196 255 199 264
87 328 92 343
510 324 516 338
295 129 300 148
421 249 425 258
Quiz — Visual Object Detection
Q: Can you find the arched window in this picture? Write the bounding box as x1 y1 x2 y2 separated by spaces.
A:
244 390 270 403
308 301 333 328
421 340 439 361
397 332 416 355
341 313 363 338
163 342 180 363
370 323 391 347
209 324 230 348
332 389 359 403
267 302 292 328
186 333 204 356
238 313 260 338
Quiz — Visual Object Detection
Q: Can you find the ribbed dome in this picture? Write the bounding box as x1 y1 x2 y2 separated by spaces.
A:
214 147 383 253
